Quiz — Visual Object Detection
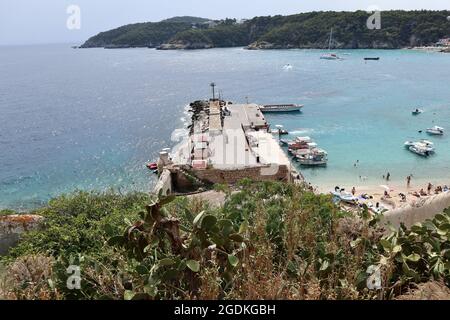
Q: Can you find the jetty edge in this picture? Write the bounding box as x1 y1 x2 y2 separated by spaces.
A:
152 99 303 196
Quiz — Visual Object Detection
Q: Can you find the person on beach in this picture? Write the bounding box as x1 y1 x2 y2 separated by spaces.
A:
386 172 390 181
399 193 407 202
407 175 411 187
420 188 427 196
351 187 356 195
427 183 433 195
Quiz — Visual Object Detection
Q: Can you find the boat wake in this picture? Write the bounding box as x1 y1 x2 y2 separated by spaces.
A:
289 128 314 135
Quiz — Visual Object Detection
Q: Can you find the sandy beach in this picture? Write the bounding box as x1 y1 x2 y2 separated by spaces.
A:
313 177 450 229
315 178 450 209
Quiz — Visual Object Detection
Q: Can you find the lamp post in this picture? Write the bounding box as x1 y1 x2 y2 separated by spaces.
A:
210 82 216 100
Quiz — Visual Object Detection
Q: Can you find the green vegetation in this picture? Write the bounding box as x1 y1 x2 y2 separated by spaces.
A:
81 22 193 48
81 11 450 49
4 191 150 260
1 181 450 300
160 16 210 24
0 209 15 216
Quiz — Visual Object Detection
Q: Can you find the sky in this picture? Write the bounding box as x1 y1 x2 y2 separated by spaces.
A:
0 0 449 45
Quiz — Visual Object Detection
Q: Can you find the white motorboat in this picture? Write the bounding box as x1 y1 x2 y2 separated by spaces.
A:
297 148 328 166
331 191 358 204
426 126 444 135
409 145 431 157
404 140 434 153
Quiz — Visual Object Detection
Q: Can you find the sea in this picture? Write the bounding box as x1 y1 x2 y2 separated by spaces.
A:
1 44 450 210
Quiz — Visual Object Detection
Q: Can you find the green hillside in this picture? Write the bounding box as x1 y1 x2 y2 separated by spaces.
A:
81 11 450 49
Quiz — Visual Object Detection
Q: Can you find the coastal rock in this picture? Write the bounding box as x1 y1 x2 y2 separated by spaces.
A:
245 41 293 50
0 215 44 255
157 40 213 50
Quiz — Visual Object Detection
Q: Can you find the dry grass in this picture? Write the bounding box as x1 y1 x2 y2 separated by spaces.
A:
0 255 60 300
396 281 450 300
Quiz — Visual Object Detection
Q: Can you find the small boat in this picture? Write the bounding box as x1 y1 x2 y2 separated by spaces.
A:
146 162 158 171
287 136 313 151
260 104 303 113
292 143 318 156
364 57 380 61
320 53 341 60
426 126 444 135
274 124 288 135
404 140 434 153
331 191 358 204
411 108 423 115
409 145 431 157
320 29 342 60
296 149 328 166
283 64 293 70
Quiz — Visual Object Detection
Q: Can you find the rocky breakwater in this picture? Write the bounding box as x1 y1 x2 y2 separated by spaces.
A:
0 215 44 255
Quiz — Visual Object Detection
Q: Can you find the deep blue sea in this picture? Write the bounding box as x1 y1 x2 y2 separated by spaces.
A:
1 44 450 209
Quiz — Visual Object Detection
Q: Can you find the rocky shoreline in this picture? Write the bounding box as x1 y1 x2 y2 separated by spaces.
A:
79 40 450 52
156 40 213 50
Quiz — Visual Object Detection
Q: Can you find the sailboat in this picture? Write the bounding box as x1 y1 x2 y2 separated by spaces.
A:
320 28 341 60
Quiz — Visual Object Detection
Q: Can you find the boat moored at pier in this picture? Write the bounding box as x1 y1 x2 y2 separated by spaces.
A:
260 104 303 113
296 148 328 166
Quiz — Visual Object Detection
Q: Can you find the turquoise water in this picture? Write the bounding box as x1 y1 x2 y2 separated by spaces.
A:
1 45 450 209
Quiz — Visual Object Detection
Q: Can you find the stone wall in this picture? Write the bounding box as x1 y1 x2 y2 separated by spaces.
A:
0 215 44 255
193 165 290 185
171 170 197 192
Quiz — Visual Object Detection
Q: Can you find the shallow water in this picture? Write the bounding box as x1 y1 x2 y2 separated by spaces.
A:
1 45 449 209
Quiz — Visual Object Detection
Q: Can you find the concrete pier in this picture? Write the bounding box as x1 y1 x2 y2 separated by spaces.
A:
153 100 302 195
